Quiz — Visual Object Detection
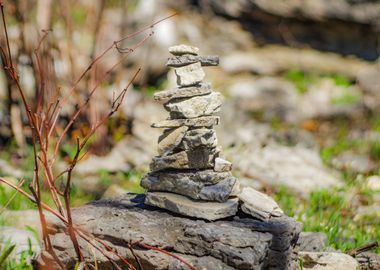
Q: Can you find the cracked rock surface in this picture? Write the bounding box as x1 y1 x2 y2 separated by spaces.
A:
38 194 301 270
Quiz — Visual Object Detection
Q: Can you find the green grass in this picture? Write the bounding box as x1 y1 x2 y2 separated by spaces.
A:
285 69 353 95
274 185 380 253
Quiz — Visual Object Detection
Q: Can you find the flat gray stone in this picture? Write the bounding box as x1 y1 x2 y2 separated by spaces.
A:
141 170 236 202
152 116 220 128
150 147 219 171
239 187 284 221
298 252 358 270
165 92 223 119
296 232 328 252
37 194 302 269
157 126 188 155
175 62 205 87
167 55 219 67
178 128 217 150
169 44 199 56
214 157 233 172
145 192 238 220
154 83 212 102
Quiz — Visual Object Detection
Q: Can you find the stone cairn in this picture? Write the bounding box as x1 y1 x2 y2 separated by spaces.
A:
141 44 283 221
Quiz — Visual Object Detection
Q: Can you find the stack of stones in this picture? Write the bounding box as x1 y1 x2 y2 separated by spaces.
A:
141 44 241 221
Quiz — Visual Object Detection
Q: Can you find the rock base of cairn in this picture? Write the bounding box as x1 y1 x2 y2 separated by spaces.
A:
37 194 302 270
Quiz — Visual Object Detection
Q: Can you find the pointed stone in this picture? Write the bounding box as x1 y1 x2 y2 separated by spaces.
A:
178 128 217 150
169 44 199 56
152 116 220 128
141 170 236 202
145 192 238 221
167 55 219 67
175 62 205 87
158 126 188 156
214 158 232 172
150 147 219 171
165 92 223 119
239 187 284 221
154 83 212 102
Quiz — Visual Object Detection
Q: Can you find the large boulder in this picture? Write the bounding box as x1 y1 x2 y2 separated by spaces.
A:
38 193 302 270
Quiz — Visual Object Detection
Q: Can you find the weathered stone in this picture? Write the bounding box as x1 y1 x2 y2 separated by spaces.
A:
38 194 300 269
296 232 328 252
167 55 219 67
145 192 238 220
298 252 358 270
150 147 219 171
178 128 217 150
165 92 223 119
154 83 212 102
239 187 284 221
152 116 220 128
214 157 232 172
356 252 380 270
175 62 205 87
141 170 236 202
169 44 199 56
157 126 188 155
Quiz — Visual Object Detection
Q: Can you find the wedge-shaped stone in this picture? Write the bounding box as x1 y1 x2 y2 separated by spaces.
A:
169 44 199 56
158 126 188 156
167 55 219 67
141 170 236 202
150 147 219 171
145 192 238 221
178 128 217 150
154 83 211 102
165 92 223 119
239 187 284 221
214 157 232 172
175 62 205 87
152 116 219 128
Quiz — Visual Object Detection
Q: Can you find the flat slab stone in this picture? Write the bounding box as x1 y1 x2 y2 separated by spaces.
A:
175 62 205 87
37 194 302 269
178 128 217 150
239 187 284 221
169 44 199 56
141 170 236 202
157 126 188 156
167 55 219 67
165 92 223 119
154 83 212 102
145 192 238 221
150 147 219 171
152 116 220 128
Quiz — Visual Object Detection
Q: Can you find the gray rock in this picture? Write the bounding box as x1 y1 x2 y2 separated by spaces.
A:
0 227 40 262
296 232 328 252
174 62 205 87
214 157 232 172
356 252 380 270
145 192 238 220
150 147 219 171
152 116 220 128
331 151 376 174
298 252 358 270
154 83 212 102
178 128 217 150
157 126 188 155
167 55 219 67
37 194 301 269
232 144 342 197
169 44 199 56
239 187 284 221
141 170 236 202
165 91 223 119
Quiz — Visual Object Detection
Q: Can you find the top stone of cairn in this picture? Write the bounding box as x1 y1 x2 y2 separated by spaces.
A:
168 44 199 56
